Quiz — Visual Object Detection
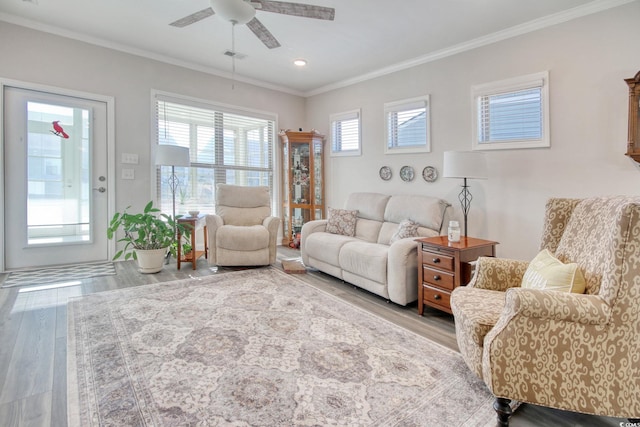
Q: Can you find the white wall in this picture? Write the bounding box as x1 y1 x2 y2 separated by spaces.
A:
0 21 305 216
305 2 640 260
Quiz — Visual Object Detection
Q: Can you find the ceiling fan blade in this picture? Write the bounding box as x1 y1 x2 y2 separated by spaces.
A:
169 8 215 28
252 1 335 21
246 17 281 49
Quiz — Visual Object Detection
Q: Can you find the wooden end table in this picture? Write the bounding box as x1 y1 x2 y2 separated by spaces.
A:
417 236 498 315
177 215 208 270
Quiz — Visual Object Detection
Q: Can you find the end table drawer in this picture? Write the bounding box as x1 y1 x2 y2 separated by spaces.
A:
422 251 454 271
422 266 455 290
422 284 451 311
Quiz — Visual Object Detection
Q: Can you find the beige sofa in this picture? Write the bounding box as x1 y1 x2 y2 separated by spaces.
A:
301 192 450 305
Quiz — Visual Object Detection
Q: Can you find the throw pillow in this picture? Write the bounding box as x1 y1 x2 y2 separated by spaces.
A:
521 249 586 293
326 207 358 237
389 219 420 244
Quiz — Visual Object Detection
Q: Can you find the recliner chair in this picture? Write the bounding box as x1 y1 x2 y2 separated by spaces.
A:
450 196 640 425
205 184 279 266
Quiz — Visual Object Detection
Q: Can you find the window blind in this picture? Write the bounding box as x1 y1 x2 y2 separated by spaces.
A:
385 97 429 152
154 93 275 216
478 87 542 143
330 110 361 155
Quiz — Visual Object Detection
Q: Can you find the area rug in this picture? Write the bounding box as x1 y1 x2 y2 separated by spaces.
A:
67 267 497 426
2 261 116 288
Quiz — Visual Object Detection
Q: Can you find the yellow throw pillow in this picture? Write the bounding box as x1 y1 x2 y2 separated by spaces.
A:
521 249 586 293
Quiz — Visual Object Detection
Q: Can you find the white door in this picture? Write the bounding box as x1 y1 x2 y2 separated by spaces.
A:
3 85 111 269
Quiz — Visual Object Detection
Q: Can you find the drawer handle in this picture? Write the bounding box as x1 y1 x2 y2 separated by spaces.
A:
433 275 441 281
434 294 442 300
432 258 441 264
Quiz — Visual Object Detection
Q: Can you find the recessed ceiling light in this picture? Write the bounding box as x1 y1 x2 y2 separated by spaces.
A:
293 59 307 67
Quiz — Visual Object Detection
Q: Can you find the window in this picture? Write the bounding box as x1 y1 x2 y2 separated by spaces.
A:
153 92 275 215
384 96 430 154
330 109 361 156
472 71 549 150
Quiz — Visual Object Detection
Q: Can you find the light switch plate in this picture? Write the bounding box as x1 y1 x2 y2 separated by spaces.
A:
121 153 139 164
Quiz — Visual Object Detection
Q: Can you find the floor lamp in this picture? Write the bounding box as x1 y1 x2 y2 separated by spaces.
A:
155 145 191 259
442 151 488 237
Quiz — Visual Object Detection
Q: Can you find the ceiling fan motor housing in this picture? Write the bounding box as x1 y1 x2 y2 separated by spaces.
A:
210 0 256 24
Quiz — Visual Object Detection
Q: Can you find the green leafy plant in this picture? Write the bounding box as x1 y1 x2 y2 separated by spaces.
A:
107 201 191 261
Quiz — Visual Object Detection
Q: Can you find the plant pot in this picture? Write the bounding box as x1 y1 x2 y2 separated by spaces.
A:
135 247 168 274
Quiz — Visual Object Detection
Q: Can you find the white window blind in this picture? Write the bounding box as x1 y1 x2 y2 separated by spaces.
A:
154 92 275 216
330 109 361 156
472 71 549 150
384 96 430 154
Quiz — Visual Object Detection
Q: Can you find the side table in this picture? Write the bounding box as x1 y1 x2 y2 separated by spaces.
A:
417 236 498 315
177 215 208 270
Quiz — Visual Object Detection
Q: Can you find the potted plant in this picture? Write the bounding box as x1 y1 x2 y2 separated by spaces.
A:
107 201 191 273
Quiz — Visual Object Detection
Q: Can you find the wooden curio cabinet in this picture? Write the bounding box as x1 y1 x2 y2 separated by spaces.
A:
625 70 640 163
279 130 325 248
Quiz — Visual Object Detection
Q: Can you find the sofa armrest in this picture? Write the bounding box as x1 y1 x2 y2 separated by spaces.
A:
468 257 529 292
504 288 611 325
263 216 281 264
387 238 420 305
300 220 328 265
205 214 224 265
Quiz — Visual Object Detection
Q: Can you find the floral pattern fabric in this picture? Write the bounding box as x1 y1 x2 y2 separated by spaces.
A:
325 207 358 236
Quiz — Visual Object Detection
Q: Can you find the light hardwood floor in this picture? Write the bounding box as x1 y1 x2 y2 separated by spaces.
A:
0 247 626 426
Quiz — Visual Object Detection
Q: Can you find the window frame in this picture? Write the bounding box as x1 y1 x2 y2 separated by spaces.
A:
471 71 550 151
151 90 277 215
329 109 362 157
384 95 431 154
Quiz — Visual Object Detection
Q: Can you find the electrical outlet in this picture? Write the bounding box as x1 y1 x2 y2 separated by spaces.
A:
121 169 135 180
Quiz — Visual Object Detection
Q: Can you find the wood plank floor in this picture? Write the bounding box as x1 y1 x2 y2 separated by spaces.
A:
0 247 627 426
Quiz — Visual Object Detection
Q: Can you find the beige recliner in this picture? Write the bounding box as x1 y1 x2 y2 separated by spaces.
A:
205 184 279 266
450 196 640 425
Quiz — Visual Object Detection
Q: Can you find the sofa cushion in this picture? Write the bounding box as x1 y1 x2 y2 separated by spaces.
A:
326 207 358 236
345 193 390 221
216 184 271 226
384 195 448 232
305 232 357 266
521 249 586 293
339 241 388 284
354 218 383 243
389 219 420 244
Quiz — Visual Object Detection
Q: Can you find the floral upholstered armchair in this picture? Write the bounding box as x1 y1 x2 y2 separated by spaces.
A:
450 196 640 426
205 184 279 266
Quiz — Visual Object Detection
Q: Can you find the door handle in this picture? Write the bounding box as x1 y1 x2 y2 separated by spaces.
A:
93 187 106 193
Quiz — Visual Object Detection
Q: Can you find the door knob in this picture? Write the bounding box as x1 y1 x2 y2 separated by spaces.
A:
93 187 106 193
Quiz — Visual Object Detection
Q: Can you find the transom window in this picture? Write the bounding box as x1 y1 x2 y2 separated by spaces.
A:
472 71 550 150
384 96 430 154
330 109 361 156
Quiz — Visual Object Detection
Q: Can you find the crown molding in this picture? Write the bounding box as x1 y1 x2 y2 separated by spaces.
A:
304 0 637 97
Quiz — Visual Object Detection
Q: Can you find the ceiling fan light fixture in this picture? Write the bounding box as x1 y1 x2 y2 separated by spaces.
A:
293 59 307 67
210 0 256 25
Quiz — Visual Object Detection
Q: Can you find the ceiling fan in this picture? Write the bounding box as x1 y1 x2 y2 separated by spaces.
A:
170 0 335 49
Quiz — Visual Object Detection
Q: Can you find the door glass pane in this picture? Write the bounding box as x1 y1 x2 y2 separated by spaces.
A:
26 102 91 245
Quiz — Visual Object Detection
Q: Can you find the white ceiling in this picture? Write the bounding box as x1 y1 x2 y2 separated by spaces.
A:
0 0 631 96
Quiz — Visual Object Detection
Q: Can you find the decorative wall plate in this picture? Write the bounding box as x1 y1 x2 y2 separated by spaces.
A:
422 166 438 182
400 166 414 182
379 166 392 181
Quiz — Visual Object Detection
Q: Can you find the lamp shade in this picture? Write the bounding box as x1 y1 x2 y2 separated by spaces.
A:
442 151 488 179
155 145 190 167
210 0 256 24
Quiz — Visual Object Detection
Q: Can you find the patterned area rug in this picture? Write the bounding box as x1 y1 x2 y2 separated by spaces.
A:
2 261 116 288
67 268 497 426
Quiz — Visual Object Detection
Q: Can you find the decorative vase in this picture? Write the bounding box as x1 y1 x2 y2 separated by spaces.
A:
135 247 168 273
